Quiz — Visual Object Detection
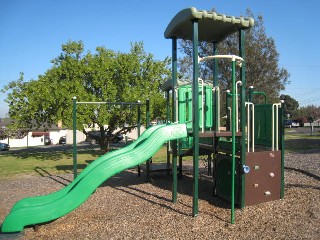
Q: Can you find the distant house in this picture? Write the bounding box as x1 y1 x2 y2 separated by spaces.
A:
0 118 146 148
0 119 86 148
303 119 320 127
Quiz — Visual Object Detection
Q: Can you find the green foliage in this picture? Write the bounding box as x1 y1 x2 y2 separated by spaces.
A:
178 9 290 105
280 94 299 118
2 41 170 148
295 105 320 123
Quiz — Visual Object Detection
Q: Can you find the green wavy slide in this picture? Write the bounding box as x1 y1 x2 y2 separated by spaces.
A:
1 123 187 233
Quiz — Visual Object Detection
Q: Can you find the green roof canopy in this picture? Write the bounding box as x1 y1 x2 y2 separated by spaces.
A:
164 7 254 43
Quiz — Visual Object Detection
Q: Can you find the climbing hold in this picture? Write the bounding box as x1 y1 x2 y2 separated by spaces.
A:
242 165 250 174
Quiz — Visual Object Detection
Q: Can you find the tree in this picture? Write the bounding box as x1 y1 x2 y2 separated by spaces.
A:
2 41 170 150
295 105 320 134
178 9 290 106
2 41 87 132
305 107 318 135
280 94 299 119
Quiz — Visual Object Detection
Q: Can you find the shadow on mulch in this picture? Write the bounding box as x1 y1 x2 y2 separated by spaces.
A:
114 185 189 216
102 168 231 211
151 172 230 209
0 225 25 238
285 183 320 191
32 163 231 216
285 166 320 181
34 167 73 186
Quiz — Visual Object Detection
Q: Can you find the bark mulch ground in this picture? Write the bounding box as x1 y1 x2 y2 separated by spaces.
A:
0 151 319 239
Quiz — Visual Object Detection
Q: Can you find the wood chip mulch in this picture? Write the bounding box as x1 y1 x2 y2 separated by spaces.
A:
0 151 319 239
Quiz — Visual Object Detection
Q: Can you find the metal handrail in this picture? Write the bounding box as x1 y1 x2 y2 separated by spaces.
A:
272 103 281 151
245 102 255 152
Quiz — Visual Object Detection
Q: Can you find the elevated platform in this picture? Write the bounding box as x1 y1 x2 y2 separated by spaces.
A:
197 131 242 138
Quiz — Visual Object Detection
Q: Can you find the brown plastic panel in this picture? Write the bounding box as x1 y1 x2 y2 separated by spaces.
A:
245 151 281 206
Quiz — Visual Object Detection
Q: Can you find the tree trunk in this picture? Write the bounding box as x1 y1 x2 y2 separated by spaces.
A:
99 125 106 151
310 123 313 136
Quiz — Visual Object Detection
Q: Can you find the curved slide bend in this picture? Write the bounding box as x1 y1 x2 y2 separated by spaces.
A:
1 124 187 233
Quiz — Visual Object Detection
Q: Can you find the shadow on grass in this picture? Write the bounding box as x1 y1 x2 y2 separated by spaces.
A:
4 150 72 161
0 145 103 161
55 164 88 173
85 160 95 165
285 138 320 153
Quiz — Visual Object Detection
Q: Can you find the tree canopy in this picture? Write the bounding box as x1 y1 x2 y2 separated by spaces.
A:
178 9 290 104
280 94 299 119
2 41 170 149
295 105 320 123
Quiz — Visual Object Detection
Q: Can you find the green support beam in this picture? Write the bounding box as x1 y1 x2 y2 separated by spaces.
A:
72 97 77 180
137 102 141 137
146 99 150 128
172 37 178 203
192 20 199 217
239 29 247 210
280 100 285 199
231 59 236 224
166 91 171 175
213 42 219 131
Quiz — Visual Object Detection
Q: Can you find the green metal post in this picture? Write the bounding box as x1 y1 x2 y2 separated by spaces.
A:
192 20 199 217
137 101 141 137
166 91 170 123
166 91 171 175
280 100 285 199
172 37 178 203
137 100 142 177
239 29 247 210
213 42 219 131
72 97 77 180
146 99 151 181
146 99 150 128
249 86 254 102
231 59 236 224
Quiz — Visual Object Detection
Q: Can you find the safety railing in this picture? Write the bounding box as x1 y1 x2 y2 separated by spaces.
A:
213 86 220 131
272 103 282 151
245 102 255 152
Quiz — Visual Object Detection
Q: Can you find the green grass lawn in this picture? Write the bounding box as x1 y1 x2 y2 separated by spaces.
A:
0 148 99 180
0 144 180 180
0 130 318 180
284 130 320 153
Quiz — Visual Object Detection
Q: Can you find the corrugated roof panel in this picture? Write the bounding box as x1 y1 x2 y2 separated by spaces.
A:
164 7 254 42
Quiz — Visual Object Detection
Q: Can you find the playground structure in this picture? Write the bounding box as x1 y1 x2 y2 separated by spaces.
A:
161 7 285 223
1 7 285 233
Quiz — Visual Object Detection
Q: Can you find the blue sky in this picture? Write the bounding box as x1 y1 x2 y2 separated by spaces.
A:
1 0 319 118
